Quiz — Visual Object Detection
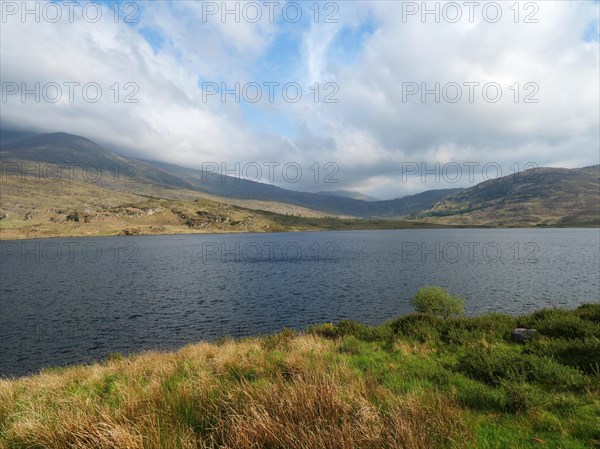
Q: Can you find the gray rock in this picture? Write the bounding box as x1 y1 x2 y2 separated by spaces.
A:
511 328 538 342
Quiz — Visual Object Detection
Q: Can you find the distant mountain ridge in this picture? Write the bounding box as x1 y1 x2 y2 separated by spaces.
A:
0 131 460 218
1 130 598 225
418 165 600 226
1 132 197 191
137 158 461 217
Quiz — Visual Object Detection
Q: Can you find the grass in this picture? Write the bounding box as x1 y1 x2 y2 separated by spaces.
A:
0 170 452 240
1 305 599 448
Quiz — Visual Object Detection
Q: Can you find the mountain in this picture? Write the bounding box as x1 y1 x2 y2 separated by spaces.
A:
0 132 196 192
137 158 461 217
0 130 460 217
2 130 597 226
418 165 600 226
0 131 452 239
316 190 380 201
0 129 36 145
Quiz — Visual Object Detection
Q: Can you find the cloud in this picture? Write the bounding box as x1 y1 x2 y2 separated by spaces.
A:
1 0 598 199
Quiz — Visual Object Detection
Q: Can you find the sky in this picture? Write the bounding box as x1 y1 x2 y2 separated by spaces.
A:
1 0 599 199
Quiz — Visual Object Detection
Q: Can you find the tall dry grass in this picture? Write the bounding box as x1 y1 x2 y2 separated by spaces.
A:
0 335 471 449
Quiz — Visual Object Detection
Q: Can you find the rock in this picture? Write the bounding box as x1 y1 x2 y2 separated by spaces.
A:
511 328 538 342
119 229 141 236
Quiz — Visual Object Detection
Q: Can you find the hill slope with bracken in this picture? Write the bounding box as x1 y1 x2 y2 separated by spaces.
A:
417 165 600 226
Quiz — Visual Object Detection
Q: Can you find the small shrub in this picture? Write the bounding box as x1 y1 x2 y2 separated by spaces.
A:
66 211 79 222
106 352 124 363
574 303 600 322
520 309 600 339
307 320 364 339
456 346 587 391
501 381 547 414
262 328 297 350
455 381 507 412
335 320 368 338
308 320 391 342
410 286 464 319
523 337 600 374
337 335 362 355
361 324 394 342
390 313 442 343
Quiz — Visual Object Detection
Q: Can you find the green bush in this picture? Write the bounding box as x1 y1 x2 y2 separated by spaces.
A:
307 320 365 339
337 335 362 354
520 309 600 339
501 381 547 414
455 381 507 412
261 328 297 350
308 320 392 342
439 314 517 345
66 211 79 222
409 286 465 319
456 346 587 391
390 313 442 342
574 303 600 323
523 337 600 374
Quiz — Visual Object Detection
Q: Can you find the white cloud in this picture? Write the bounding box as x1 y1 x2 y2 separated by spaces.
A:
1 0 598 199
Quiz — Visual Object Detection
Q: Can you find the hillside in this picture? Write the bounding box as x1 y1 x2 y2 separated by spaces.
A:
1 132 199 193
418 166 600 226
0 131 460 218
1 131 598 234
0 163 449 240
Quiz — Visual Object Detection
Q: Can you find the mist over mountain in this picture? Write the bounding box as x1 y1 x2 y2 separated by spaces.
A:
0 131 460 218
316 190 380 201
1 130 598 225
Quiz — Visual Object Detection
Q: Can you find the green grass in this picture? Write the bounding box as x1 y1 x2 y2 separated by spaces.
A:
308 304 600 448
1 304 599 448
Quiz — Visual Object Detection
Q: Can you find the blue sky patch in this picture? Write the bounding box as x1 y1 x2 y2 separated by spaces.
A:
139 26 165 53
582 18 599 42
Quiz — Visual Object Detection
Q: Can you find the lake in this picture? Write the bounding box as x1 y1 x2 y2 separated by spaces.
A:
1 228 599 377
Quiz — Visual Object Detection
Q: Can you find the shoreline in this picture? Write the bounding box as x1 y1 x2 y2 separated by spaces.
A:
2 302 598 380
1 304 598 448
1 222 598 241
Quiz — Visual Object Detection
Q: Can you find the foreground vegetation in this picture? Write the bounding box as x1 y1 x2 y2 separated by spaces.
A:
1 304 599 448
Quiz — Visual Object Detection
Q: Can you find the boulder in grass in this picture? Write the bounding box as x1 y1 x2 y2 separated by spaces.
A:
511 328 538 342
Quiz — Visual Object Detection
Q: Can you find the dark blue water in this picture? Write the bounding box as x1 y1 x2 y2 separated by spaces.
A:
1 229 599 377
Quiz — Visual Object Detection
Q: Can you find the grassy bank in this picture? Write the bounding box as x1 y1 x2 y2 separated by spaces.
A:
1 305 599 448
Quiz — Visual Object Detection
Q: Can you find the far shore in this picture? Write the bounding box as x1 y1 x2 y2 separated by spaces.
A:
2 221 598 241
